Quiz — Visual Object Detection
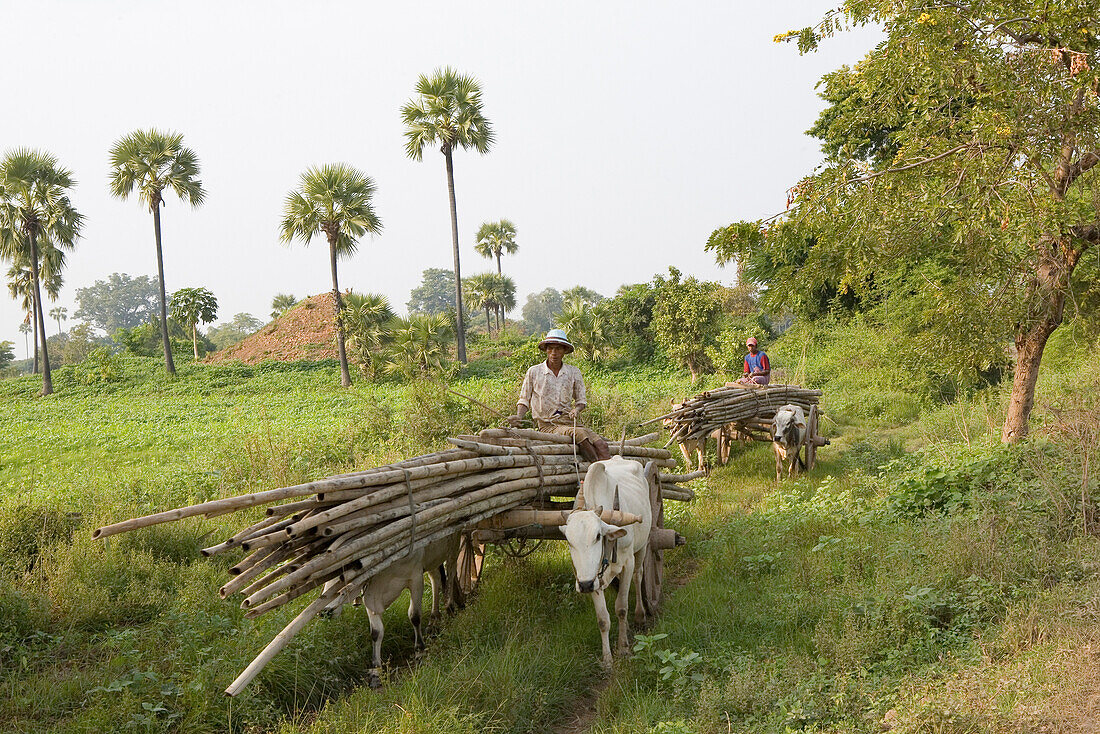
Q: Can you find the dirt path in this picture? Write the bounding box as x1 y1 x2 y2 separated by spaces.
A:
552 557 703 734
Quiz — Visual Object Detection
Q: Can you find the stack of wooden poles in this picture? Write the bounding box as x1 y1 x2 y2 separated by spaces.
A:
91 427 699 695
646 384 823 445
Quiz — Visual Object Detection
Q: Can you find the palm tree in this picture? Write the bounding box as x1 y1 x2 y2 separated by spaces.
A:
270 293 297 319
18 320 31 359
401 67 494 365
108 129 206 376
474 219 518 275
341 291 395 378
488 273 516 333
280 164 383 387
558 298 615 363
383 313 454 380
170 287 218 359
7 253 63 373
49 305 67 336
0 149 82 395
464 273 496 335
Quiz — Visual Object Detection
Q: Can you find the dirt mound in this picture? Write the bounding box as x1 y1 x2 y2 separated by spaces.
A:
206 292 340 364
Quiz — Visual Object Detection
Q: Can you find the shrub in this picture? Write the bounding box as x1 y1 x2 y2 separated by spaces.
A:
0 504 79 576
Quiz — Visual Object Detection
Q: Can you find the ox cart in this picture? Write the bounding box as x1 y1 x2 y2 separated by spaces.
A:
451 430 699 617
91 426 698 694
647 384 830 471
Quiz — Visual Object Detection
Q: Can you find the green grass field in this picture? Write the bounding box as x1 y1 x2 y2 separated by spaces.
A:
1 335 1097 733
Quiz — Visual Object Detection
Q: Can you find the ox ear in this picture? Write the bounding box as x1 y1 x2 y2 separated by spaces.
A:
605 526 628 540
592 505 604 517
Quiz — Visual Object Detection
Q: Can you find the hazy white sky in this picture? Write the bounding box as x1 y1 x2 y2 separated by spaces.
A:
1 1 880 355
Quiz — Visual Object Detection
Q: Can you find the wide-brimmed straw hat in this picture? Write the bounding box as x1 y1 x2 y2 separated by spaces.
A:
539 328 574 353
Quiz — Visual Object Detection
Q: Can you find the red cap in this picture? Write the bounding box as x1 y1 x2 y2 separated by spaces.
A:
746 337 758 346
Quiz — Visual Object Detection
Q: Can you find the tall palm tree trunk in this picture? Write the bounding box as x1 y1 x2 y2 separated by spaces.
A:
496 253 502 275
192 325 200 360
485 306 491 334
152 203 176 376
28 232 53 395
444 148 467 363
32 306 39 374
328 238 353 388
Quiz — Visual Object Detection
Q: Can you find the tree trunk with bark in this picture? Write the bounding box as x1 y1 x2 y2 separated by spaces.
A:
152 202 176 376
29 231 53 395
1001 244 1081 442
192 324 200 360
444 147 467 363
328 237 353 388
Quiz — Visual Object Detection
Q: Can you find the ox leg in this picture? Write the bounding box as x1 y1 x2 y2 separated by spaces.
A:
428 564 444 623
408 572 426 654
615 554 637 655
590 590 614 668
679 443 692 470
366 606 385 689
774 444 783 482
632 549 646 628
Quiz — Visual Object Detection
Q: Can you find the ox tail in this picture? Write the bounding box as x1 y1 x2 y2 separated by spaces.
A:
796 450 806 472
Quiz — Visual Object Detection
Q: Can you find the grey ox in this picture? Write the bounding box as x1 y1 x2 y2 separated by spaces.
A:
326 534 458 689
772 404 807 481
561 456 652 667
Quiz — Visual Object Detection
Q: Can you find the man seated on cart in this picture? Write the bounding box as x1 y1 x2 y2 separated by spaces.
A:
507 329 611 462
734 336 770 386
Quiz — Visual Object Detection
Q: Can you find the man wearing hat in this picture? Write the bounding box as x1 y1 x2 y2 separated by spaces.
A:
508 329 611 462
736 337 770 385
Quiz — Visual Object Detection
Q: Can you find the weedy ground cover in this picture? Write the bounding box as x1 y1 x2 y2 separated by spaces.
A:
1 327 1097 733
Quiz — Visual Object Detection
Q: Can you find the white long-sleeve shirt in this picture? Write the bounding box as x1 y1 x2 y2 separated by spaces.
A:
517 362 587 426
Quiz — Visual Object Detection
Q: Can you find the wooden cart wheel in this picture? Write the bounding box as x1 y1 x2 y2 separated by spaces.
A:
641 462 664 617
805 405 819 472
455 532 484 600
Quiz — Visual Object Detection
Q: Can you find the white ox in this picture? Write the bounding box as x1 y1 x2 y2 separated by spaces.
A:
330 534 458 689
772 404 807 481
561 456 652 667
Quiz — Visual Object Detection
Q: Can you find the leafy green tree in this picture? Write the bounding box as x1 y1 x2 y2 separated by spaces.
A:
58 323 101 365
48 306 66 336
0 149 83 395
74 273 160 333
0 340 13 370
562 286 605 305
608 282 658 363
474 219 518 275
108 129 206 377
651 267 722 382
206 313 263 350
521 288 564 334
721 1 1100 441
402 67 495 364
170 287 218 359
341 291 395 378
280 163 383 387
270 293 298 320
407 268 457 315
384 313 454 380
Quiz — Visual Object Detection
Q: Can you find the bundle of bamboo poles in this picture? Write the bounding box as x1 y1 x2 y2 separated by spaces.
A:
644 384 823 445
91 427 697 696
